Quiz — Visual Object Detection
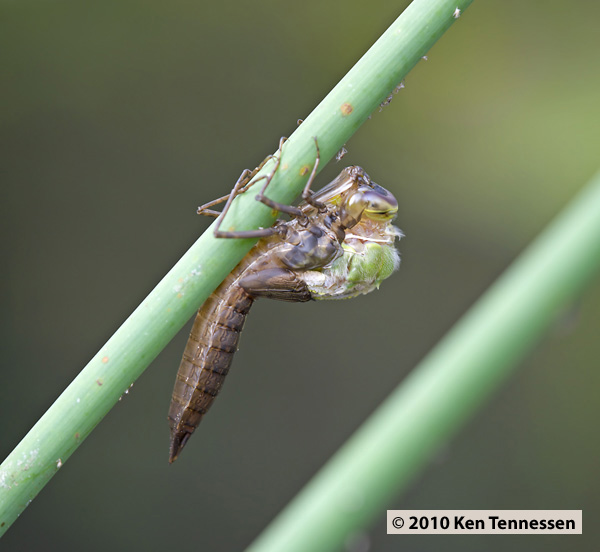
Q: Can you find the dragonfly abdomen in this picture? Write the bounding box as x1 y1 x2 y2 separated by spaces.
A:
168 281 253 463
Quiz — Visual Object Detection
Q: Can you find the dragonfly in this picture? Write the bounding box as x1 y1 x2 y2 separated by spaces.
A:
168 140 403 462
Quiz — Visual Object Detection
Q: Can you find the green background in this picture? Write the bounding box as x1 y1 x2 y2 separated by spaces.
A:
2 1 599 550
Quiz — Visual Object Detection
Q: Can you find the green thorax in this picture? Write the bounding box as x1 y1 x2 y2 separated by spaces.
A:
301 219 402 300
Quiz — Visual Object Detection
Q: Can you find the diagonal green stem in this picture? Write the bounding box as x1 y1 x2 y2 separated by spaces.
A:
0 0 474 536
245 171 600 552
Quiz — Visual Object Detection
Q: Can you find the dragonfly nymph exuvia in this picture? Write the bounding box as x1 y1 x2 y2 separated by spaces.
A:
168 141 403 462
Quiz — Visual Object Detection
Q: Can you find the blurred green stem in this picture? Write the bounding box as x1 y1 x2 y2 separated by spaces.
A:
245 170 600 552
0 0 474 536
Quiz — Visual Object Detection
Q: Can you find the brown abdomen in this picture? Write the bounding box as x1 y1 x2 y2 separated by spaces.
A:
168 282 253 462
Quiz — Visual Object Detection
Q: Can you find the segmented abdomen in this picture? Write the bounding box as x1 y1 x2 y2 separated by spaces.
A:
168 281 253 463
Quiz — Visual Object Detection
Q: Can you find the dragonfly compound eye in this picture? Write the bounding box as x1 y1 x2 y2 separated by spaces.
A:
361 184 398 221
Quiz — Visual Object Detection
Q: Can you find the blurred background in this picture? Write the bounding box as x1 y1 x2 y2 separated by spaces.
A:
2 1 599 550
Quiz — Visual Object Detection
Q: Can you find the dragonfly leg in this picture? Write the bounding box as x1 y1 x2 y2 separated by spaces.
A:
207 136 322 238
197 187 248 219
252 137 306 218
254 174 305 218
197 143 284 218
197 164 262 217
253 136 329 223
213 182 287 238
300 137 327 212
211 140 290 239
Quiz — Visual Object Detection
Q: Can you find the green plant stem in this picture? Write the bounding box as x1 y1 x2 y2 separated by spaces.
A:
245 170 600 552
0 0 474 536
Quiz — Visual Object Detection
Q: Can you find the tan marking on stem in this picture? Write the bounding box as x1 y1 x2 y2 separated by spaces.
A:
340 102 354 116
101 356 109 364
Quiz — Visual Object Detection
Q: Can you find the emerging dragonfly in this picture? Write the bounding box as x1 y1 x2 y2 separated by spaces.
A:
168 140 403 462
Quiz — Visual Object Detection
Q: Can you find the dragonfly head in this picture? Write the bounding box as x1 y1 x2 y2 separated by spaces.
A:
340 181 398 229
309 166 399 230
355 183 398 222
